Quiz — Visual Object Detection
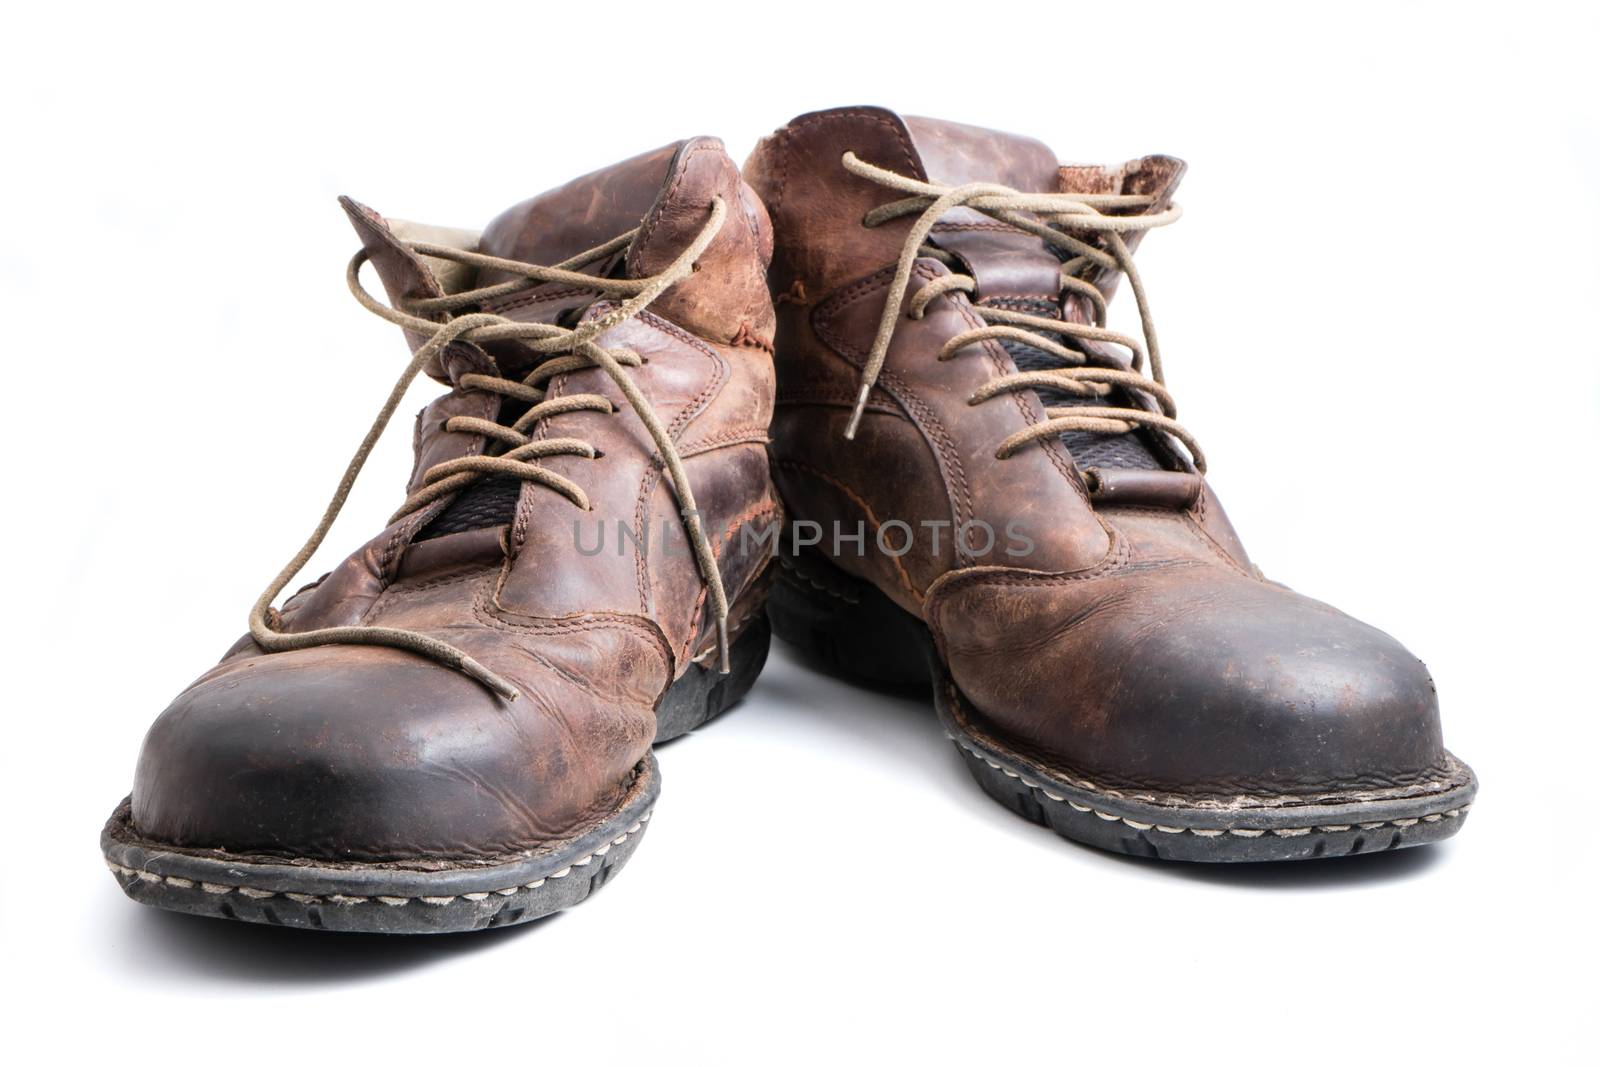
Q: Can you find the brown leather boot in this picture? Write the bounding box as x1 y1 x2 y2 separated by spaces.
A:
745 107 1475 862
102 139 783 931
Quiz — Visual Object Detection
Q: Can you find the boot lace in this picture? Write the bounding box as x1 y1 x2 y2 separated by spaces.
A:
839 153 1204 472
247 198 731 701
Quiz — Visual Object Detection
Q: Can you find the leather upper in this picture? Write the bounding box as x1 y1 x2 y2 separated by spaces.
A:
745 107 1453 796
132 139 781 861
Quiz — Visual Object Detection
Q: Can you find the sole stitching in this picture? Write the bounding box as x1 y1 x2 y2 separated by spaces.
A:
948 736 1471 835
106 812 652 907
776 556 862 604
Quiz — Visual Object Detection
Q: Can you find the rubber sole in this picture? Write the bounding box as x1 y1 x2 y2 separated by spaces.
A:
768 551 1476 863
101 615 771 933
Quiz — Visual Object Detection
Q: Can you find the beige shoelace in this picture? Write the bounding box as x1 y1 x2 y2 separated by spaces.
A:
840 153 1205 472
247 198 731 701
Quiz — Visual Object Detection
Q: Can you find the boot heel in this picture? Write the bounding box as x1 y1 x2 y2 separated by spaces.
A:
767 548 933 688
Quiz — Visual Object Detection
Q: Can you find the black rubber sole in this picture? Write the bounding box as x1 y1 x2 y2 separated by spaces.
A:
102 615 771 934
768 551 1476 863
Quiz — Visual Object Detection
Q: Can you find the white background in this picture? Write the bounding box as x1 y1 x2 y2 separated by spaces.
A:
3 2 1596 1062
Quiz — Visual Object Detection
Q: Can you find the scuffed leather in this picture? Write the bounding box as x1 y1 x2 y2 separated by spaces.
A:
745 106 1450 796
925 551 1445 795
132 140 781 861
136 583 666 861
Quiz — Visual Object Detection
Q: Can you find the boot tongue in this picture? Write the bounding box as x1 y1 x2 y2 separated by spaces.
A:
902 116 1178 474
903 115 1060 190
419 138 752 542
411 151 682 544
1056 154 1184 322
414 151 683 544
903 116 1065 302
467 140 681 313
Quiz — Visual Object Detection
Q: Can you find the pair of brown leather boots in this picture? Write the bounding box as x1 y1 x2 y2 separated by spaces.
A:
103 107 1476 934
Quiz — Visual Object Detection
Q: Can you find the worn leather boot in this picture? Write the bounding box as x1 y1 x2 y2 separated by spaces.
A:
745 107 1475 861
102 139 782 931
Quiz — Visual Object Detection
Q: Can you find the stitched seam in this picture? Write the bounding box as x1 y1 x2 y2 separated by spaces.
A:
472 582 673 697
769 109 922 222
777 555 861 604
107 812 653 906
812 250 1094 525
928 533 1132 598
677 426 771 456
475 596 665 639
486 285 590 315
923 535 1133 652
947 733 1472 834
811 260 1103 552
950 281 1095 516
773 458 923 602
813 266 975 537
629 140 715 274
678 500 785 663
941 671 1467 800
733 176 769 345
689 576 774 664
506 297 725 577
730 325 776 354
365 569 486 626
1178 511 1256 578
613 309 726 613
775 388 901 414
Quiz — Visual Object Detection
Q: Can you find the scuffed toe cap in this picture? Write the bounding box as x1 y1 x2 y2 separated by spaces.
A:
132 640 655 862
930 567 1448 796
